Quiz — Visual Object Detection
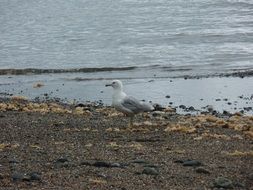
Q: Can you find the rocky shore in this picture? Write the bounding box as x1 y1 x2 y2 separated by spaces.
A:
0 98 252 189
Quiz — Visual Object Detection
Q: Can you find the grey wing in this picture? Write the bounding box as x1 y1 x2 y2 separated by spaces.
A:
121 96 153 114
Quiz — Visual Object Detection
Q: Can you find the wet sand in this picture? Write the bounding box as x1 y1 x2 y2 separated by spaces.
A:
0 99 252 189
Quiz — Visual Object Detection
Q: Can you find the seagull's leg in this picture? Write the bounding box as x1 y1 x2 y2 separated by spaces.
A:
128 116 134 128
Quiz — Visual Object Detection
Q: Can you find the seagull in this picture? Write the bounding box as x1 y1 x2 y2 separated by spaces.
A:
105 80 154 127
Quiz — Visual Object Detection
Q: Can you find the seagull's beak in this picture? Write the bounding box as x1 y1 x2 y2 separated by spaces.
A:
105 83 112 87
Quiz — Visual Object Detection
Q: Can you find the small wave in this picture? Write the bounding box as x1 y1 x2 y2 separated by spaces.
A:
0 66 138 75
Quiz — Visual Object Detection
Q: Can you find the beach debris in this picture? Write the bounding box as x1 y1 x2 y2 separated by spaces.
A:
89 178 107 185
167 149 185 154
223 150 253 157
165 124 196 134
106 127 121 132
33 82 44 88
11 96 28 101
0 143 19 151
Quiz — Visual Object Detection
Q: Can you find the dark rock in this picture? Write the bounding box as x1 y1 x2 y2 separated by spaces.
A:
29 172 41 181
80 161 92 166
188 106 195 111
179 105 186 109
215 99 221 101
93 161 111 168
110 163 122 168
174 160 184 164
223 98 228 101
212 110 217 115
142 167 159 175
169 102 173 105
144 164 159 168
131 159 149 165
182 160 202 167
244 107 252 111
195 167 210 174
56 157 68 163
54 157 70 168
222 110 230 116
213 177 233 189
75 103 85 107
227 102 232 105
12 172 24 181
165 95 171 98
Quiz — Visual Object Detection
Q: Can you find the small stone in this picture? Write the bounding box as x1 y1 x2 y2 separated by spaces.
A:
174 160 184 163
213 177 233 189
131 159 149 164
93 161 111 168
179 105 186 109
183 160 202 167
80 161 92 166
215 99 221 101
12 172 23 181
195 167 210 174
144 164 159 168
142 167 159 175
110 163 122 168
29 172 41 181
165 95 171 98
22 174 31 181
188 106 195 111
56 157 68 163
223 110 230 116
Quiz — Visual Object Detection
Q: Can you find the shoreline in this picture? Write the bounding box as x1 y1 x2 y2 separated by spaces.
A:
1 76 252 115
0 98 252 189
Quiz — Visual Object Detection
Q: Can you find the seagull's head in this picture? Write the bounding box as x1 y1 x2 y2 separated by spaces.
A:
105 80 123 90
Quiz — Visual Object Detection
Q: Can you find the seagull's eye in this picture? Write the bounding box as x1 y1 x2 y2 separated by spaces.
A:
112 82 115 84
